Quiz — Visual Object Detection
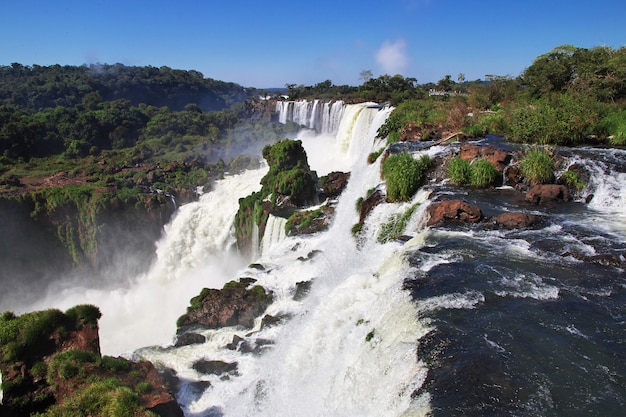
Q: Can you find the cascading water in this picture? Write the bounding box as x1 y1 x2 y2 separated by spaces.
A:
25 167 268 355
136 102 435 416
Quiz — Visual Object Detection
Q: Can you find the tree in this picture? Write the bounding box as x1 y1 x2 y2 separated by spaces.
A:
359 70 373 83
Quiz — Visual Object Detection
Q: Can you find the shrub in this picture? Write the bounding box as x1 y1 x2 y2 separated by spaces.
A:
382 153 430 202
447 157 472 185
470 159 499 187
519 148 554 184
377 203 420 243
367 148 385 164
65 304 102 328
560 170 585 190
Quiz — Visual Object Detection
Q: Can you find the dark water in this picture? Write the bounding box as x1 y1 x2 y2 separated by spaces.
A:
404 145 626 416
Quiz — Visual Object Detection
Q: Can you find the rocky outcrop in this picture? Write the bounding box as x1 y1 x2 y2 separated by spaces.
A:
320 171 350 199
426 200 483 226
177 280 273 330
459 144 512 173
493 212 539 229
0 306 182 417
525 184 569 204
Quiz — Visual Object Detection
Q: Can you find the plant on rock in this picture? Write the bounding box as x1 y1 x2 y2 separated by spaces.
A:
381 153 430 202
519 147 554 184
470 158 499 187
447 157 472 185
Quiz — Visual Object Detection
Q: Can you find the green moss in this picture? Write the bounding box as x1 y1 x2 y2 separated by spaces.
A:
560 170 585 190
367 148 385 164
65 304 101 328
0 308 68 363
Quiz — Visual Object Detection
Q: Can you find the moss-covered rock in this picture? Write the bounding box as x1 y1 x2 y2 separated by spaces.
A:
177 280 273 331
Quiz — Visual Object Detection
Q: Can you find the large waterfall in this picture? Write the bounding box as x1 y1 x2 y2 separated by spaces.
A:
9 100 626 416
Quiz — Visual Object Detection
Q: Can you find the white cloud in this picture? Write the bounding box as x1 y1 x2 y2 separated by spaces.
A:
375 39 409 75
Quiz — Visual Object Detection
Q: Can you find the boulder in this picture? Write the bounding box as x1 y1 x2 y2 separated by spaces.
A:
178 281 273 330
426 200 483 226
525 184 569 204
493 212 539 229
174 332 206 347
192 360 238 376
320 171 350 199
459 144 512 172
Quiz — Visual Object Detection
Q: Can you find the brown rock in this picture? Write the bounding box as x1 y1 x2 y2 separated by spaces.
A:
320 171 350 198
426 200 483 226
459 144 512 172
359 189 385 223
494 212 538 229
179 281 273 330
525 184 569 204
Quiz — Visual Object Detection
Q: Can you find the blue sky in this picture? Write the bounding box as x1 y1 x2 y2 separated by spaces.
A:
2 0 625 88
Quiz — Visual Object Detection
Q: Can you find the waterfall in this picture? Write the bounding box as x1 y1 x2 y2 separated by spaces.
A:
135 100 431 416
27 166 269 356
276 100 346 135
260 214 287 255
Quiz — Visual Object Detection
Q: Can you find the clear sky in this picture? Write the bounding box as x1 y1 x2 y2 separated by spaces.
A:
2 0 625 88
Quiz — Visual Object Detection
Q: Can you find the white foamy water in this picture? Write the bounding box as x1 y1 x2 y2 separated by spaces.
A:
135 102 433 416
27 167 268 355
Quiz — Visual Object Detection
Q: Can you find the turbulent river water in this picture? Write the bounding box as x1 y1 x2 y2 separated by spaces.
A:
6 100 625 416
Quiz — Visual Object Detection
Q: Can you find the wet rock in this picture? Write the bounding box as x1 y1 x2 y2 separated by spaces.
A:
525 184 569 204
426 200 483 226
174 332 206 347
493 212 539 229
192 360 238 376
178 281 273 330
293 280 313 301
359 189 385 223
320 171 350 199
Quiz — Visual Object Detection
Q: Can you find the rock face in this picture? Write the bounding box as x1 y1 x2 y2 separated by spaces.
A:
426 200 483 226
177 280 273 330
359 189 385 223
493 212 539 229
525 184 569 204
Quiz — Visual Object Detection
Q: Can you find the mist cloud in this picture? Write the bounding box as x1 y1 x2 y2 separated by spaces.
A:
375 39 409 75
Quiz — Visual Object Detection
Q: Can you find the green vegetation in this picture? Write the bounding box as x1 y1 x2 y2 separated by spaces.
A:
447 157 499 187
35 378 156 417
285 207 325 235
559 170 585 190
519 148 555 184
378 203 420 243
235 139 317 253
381 153 430 202
447 157 472 185
367 148 385 164
470 159 499 187
0 306 173 416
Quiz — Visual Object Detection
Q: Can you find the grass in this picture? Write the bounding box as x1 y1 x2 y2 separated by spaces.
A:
382 153 430 202
519 147 555 184
447 157 472 185
470 158 499 187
